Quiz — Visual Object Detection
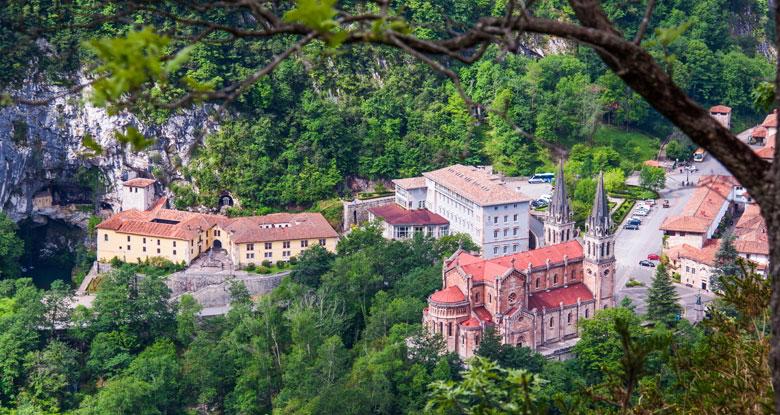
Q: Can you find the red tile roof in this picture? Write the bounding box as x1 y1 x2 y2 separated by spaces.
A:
222 213 339 243
460 317 481 327
660 175 736 233
393 177 427 190
367 204 448 226
473 306 493 322
659 216 711 233
430 286 466 303
755 146 775 161
98 208 336 243
453 240 583 282
643 160 662 168
527 283 594 311
666 240 720 267
762 111 777 128
734 204 769 255
422 164 530 206
752 126 768 138
710 105 732 114
124 178 156 188
96 207 224 240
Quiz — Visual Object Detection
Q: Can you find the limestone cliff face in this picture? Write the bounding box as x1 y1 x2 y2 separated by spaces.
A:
0 77 217 225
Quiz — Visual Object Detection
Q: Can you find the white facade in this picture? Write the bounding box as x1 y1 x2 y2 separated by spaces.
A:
425 178 529 258
395 187 427 210
121 182 156 212
371 218 449 240
676 257 715 291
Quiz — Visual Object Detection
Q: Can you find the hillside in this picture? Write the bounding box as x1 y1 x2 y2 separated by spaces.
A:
0 0 774 215
0 2 775 415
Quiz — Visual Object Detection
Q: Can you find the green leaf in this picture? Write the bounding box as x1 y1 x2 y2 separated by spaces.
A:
283 0 339 32
752 81 775 113
114 127 154 152
81 133 104 156
165 45 194 74
649 20 693 47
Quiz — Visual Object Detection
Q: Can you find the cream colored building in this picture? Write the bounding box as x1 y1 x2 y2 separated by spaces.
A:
97 180 339 267
219 213 339 266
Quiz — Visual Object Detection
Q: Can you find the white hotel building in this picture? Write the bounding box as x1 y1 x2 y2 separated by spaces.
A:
370 164 531 258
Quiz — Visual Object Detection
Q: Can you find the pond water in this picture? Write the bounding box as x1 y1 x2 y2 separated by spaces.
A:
17 218 83 289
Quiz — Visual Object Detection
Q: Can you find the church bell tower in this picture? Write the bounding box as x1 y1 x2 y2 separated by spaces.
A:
582 171 615 309
543 161 575 246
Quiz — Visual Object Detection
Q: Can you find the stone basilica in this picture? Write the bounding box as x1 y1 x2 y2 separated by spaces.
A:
422 163 616 358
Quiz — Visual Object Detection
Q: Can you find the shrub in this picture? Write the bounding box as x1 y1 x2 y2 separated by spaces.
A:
245 263 256 272
625 278 645 287
288 256 298 265
276 260 287 268
262 260 272 267
611 199 636 229
110 257 123 267
255 266 270 274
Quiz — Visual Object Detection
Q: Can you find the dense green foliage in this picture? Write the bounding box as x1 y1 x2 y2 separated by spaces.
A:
646 262 682 326
713 232 740 291
2 0 774 211
0 225 772 414
0 213 23 279
0 1 776 412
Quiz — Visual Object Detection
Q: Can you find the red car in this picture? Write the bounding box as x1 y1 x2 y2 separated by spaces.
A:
647 253 660 261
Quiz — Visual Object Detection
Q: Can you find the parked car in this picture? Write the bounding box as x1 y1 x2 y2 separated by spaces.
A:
645 199 656 206
685 165 698 172
662 199 670 208
634 209 649 216
628 218 641 226
539 194 552 202
639 260 656 267
531 199 548 208
647 253 660 261
624 224 639 230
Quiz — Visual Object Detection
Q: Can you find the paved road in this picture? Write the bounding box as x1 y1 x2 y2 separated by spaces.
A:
613 132 746 318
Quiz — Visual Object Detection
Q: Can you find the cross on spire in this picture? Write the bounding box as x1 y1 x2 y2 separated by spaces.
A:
587 171 612 237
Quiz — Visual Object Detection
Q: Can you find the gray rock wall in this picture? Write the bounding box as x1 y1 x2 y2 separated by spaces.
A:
0 76 217 223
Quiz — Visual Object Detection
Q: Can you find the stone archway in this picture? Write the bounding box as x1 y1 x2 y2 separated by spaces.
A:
213 239 223 250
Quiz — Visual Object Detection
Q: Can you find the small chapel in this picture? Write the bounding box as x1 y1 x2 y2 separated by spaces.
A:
422 162 616 358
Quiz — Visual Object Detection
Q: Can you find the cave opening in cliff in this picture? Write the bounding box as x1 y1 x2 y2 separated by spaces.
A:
17 217 92 289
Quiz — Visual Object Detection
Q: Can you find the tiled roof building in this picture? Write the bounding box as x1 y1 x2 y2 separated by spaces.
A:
423 170 615 358
663 174 769 289
373 164 533 257
97 192 339 267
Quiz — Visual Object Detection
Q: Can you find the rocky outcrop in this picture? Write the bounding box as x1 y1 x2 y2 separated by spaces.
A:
0 75 217 224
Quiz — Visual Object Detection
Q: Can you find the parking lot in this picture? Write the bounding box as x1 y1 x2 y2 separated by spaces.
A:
613 154 730 316
513 180 552 201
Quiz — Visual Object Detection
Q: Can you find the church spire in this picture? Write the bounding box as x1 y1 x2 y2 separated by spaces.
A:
543 160 575 246
587 171 612 237
549 160 571 224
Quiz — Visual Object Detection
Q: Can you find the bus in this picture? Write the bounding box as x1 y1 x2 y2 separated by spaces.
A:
528 172 555 183
693 147 706 162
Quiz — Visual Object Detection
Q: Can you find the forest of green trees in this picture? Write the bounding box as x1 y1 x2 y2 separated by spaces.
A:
1 0 774 212
0 227 771 414
0 0 777 413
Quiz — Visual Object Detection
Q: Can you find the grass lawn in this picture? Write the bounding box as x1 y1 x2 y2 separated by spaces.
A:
593 125 661 167
246 263 296 274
